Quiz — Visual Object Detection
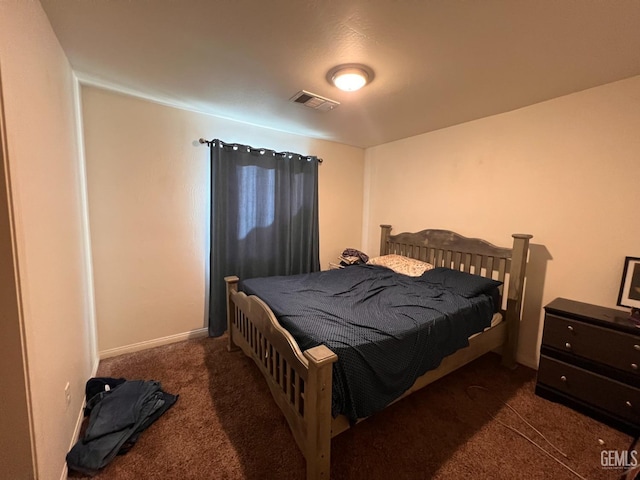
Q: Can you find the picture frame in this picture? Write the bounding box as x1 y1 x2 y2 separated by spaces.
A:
617 256 640 309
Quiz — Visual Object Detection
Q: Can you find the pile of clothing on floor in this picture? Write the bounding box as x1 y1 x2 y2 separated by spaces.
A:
66 377 177 476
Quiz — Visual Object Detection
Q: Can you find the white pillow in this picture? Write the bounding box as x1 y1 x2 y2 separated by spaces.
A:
367 254 434 277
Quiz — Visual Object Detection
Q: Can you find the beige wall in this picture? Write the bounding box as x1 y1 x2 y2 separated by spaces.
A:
81 86 365 353
0 87 35 478
364 75 640 368
0 1 96 479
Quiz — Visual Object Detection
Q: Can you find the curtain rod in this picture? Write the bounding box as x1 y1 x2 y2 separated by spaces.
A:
199 138 323 164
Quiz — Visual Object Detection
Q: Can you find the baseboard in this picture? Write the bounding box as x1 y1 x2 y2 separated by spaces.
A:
60 357 99 480
99 328 209 359
517 354 538 370
60 397 87 480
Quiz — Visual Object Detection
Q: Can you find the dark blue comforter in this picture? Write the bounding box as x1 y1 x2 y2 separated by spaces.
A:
240 265 500 421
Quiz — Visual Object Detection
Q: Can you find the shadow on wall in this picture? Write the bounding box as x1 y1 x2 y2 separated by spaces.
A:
520 243 553 367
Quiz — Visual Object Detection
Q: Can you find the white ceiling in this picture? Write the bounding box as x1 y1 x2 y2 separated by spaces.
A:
41 0 640 148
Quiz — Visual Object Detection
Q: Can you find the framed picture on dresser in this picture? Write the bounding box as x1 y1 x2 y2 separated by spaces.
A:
617 256 640 309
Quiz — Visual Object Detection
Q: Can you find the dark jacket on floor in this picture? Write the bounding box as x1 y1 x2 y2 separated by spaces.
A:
66 378 177 476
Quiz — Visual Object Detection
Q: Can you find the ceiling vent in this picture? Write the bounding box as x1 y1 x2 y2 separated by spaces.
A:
290 90 339 112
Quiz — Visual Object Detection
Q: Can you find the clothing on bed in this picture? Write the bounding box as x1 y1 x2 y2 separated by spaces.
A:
240 265 501 421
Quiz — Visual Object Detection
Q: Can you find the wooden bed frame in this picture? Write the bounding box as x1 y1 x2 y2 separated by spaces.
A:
224 225 532 480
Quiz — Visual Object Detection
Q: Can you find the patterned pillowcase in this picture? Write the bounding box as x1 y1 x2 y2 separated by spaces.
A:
367 254 434 277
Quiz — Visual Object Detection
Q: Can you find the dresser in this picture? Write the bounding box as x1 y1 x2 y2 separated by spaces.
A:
535 298 640 435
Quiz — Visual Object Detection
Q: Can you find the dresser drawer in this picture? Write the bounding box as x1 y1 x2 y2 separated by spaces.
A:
538 355 640 425
542 313 640 376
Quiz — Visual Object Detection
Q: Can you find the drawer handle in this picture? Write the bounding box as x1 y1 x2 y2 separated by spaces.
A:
626 401 633 408
567 325 574 332
634 344 640 351
565 342 572 350
631 363 638 370
560 375 567 383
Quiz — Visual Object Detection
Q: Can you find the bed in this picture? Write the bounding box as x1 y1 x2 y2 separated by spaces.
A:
224 225 532 479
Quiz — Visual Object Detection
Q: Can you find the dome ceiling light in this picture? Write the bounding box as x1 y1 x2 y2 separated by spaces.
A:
327 64 374 92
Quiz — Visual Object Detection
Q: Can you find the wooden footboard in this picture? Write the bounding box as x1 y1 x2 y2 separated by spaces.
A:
224 225 531 480
225 276 336 480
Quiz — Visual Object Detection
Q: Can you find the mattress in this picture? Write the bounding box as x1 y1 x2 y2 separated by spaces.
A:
471 312 503 339
241 265 502 421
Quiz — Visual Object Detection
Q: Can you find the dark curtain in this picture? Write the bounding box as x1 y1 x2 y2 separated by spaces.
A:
208 140 320 336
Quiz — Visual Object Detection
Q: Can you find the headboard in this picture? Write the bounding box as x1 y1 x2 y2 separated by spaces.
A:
379 224 532 367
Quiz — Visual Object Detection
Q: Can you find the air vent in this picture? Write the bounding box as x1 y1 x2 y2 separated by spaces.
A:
290 90 339 112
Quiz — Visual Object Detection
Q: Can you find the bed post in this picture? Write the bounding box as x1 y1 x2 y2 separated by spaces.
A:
502 234 533 369
380 224 392 255
224 276 240 352
303 345 338 480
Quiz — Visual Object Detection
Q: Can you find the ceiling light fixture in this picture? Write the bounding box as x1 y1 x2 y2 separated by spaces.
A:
327 64 374 92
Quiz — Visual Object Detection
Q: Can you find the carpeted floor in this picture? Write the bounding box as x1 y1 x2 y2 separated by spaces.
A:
69 336 635 479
